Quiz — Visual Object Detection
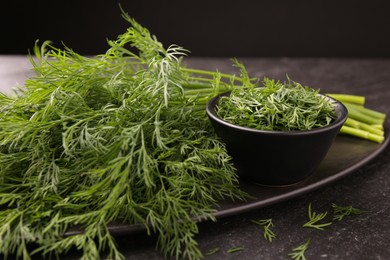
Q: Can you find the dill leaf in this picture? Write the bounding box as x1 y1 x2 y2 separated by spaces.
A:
303 203 332 230
227 247 245 253
332 203 368 221
288 239 311 260
251 218 276 242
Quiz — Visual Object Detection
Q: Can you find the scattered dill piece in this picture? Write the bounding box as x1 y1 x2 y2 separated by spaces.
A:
251 218 276 242
288 239 311 260
226 247 245 253
332 203 368 221
303 203 332 230
205 247 220 256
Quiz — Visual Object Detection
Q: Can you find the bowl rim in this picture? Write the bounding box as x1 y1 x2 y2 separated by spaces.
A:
206 90 348 136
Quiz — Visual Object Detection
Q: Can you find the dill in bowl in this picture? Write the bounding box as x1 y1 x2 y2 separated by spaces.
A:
215 78 336 131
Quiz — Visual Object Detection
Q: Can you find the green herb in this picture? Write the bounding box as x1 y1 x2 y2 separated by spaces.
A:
332 203 368 221
205 247 220 256
0 11 252 260
288 239 311 260
303 203 332 230
327 93 386 143
251 218 276 242
216 77 336 131
226 247 245 253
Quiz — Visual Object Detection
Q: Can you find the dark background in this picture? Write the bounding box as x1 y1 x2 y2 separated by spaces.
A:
2 0 390 57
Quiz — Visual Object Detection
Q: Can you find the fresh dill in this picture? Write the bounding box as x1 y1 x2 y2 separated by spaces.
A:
303 203 332 230
226 247 245 253
288 239 311 260
251 218 276 242
216 77 336 131
332 203 368 221
205 247 220 256
0 10 252 260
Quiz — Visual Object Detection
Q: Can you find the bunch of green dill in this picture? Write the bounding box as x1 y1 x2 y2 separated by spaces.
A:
216 78 336 131
0 12 250 260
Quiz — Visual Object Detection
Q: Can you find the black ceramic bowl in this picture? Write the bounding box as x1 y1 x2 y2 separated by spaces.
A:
206 91 348 186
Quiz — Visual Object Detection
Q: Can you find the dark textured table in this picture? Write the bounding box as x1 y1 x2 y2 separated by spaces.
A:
1 56 389 260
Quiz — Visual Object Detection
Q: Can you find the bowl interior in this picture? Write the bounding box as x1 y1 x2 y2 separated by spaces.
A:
206 91 348 186
207 91 348 136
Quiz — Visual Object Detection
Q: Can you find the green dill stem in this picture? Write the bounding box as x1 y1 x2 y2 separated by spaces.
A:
344 102 386 121
344 118 384 136
340 125 384 143
371 124 384 130
181 67 243 83
326 93 386 143
344 104 384 125
182 81 240 91
183 88 232 97
180 82 240 105
181 81 215 89
326 93 365 105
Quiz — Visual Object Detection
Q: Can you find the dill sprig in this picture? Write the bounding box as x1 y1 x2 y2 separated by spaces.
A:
251 218 276 242
302 203 332 230
205 247 220 256
288 239 311 260
332 203 368 221
226 247 245 253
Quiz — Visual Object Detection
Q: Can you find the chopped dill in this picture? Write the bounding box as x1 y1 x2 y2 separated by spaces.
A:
216 77 336 131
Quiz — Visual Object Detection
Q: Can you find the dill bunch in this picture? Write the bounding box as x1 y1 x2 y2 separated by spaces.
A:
0 12 250 260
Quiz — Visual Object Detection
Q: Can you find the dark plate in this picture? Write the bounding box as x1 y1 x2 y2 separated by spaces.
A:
215 129 390 219
66 122 390 237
